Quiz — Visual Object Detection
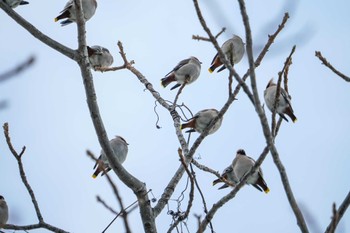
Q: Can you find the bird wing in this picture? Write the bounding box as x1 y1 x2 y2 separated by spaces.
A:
60 0 74 13
280 89 294 111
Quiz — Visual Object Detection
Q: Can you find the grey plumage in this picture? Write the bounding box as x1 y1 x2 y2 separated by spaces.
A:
232 149 270 193
4 0 29 8
0 195 8 228
264 79 297 122
92 136 128 178
161 56 201 90
180 109 223 135
87 45 114 70
212 166 239 189
208 35 245 73
54 0 97 26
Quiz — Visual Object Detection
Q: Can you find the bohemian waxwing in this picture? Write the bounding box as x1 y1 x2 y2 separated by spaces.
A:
232 149 270 193
161 56 201 90
264 79 297 123
212 166 239 190
208 35 245 73
92 136 128 178
0 195 8 228
87 45 114 70
54 0 97 26
4 0 29 8
180 109 222 135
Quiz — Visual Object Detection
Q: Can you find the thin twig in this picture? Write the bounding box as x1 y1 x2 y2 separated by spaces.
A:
86 150 132 233
315 51 350 82
272 45 296 136
2 123 68 233
325 191 350 233
189 164 215 233
96 196 118 215
192 27 226 42
94 61 135 72
167 149 195 233
0 56 35 82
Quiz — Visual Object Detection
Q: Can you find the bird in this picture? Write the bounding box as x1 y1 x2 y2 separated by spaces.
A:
208 35 245 73
0 195 8 228
180 109 222 135
92 136 128 178
212 166 239 190
161 56 201 90
264 79 297 122
87 45 114 71
232 149 270 193
4 0 29 8
54 0 97 26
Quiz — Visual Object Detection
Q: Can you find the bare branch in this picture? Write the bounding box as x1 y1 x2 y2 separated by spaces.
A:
0 1 76 60
167 149 195 232
87 150 132 233
237 1 309 232
192 27 226 42
73 1 156 232
2 123 68 233
96 196 118 215
0 56 35 82
271 45 296 136
315 51 350 82
325 191 350 233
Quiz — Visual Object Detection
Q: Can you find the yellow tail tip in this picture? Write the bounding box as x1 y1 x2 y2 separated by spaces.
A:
264 188 270 194
180 124 183 130
54 18 59 22
208 68 214 73
92 174 97 179
293 118 298 123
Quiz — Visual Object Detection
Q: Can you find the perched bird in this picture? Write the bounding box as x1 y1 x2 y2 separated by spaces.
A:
4 0 29 8
0 195 8 228
212 166 238 190
87 45 114 71
180 109 222 135
264 79 297 122
208 35 245 73
232 149 270 193
161 56 201 90
92 136 128 178
54 0 97 26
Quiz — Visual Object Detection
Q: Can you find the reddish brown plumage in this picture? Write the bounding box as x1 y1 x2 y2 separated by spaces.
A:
208 54 223 73
180 119 196 130
161 73 176 88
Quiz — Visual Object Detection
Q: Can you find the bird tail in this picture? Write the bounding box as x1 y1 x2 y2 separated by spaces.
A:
216 65 227 73
54 11 70 23
285 107 297 123
20 1 29 5
208 66 215 73
180 120 195 131
161 76 173 88
257 176 270 194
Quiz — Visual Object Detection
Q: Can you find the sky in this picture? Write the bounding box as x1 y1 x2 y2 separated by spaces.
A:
0 0 349 232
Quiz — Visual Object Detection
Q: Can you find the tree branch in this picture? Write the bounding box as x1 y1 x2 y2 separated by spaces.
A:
0 1 77 60
73 1 156 232
237 1 309 232
3 123 68 233
325 191 350 233
315 51 350 82
0 56 35 82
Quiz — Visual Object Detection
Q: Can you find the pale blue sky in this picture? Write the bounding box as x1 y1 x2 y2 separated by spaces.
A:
1 0 349 232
